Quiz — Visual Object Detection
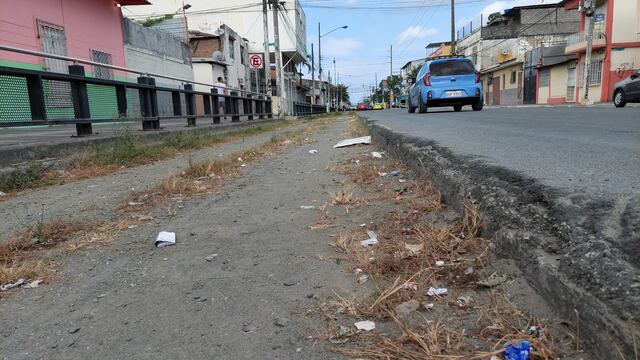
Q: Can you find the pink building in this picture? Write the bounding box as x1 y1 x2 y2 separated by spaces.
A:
0 0 149 74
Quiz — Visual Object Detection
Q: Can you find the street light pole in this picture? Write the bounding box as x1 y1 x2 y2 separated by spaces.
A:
450 0 456 54
318 24 348 112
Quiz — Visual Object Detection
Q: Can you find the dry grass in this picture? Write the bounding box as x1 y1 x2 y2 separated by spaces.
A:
313 146 576 359
346 115 370 137
329 186 355 205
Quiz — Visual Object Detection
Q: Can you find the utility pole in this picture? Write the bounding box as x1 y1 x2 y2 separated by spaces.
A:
333 57 336 110
582 0 595 104
318 23 325 111
271 0 285 115
374 72 378 103
450 0 456 54
181 1 189 42
389 44 393 107
310 43 315 105
262 0 271 97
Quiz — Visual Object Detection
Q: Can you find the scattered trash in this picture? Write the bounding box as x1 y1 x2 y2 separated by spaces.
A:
128 202 142 206
394 187 407 194
389 170 401 177
358 274 369 284
490 356 501 360
127 225 138 229
0 191 6 196
426 287 448 297
354 268 363 274
360 230 379 246
237 157 243 162
503 340 530 360
456 295 473 308
398 179 407 183
329 325 351 344
24 279 43 289
308 149 318 154
527 326 540 338
354 320 376 331
204 254 218 262
242 322 258 333
421 302 435 310
371 151 384 158
300 205 315 209
1 278 25 291
241 164 246 167
394 300 420 318
359 223 367 227
193 296 207 303
478 272 508 288
378 172 388 177
464 266 474 275
435 260 445 267
281 139 293 145
155 231 176 248
404 243 423 254
333 136 372 148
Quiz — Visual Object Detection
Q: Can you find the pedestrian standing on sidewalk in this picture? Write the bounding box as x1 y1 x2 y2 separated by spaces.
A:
215 77 228 119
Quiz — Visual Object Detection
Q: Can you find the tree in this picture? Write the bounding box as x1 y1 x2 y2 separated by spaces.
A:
139 14 174 27
408 67 421 84
336 84 350 104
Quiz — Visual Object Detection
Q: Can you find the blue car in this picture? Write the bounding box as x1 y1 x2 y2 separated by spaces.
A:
408 56 483 113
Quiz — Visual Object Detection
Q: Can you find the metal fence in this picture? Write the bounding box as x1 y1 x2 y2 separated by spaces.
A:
0 45 273 136
293 102 326 116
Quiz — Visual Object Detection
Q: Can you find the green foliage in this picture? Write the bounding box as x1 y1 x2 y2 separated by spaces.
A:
0 162 49 193
487 12 503 24
139 14 174 27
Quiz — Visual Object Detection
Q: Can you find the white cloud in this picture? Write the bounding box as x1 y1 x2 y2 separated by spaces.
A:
345 0 360 5
322 37 363 57
396 26 439 45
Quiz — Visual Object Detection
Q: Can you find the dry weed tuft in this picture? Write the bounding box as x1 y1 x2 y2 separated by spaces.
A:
330 186 354 205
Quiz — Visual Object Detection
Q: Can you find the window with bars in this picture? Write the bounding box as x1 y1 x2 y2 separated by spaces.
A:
588 59 603 85
91 50 113 79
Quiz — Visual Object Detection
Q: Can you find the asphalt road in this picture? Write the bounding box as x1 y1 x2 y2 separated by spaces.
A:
362 106 640 197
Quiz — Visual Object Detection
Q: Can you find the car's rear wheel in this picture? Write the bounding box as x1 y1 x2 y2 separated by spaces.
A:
472 101 484 111
453 105 463 112
408 97 416 113
418 93 428 113
614 89 627 108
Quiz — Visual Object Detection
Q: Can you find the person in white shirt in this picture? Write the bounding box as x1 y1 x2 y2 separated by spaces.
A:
214 77 228 119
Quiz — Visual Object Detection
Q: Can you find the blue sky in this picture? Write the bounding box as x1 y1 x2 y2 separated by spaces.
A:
301 0 555 102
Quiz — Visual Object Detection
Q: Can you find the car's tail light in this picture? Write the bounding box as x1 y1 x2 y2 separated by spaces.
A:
475 71 481 83
422 72 431 86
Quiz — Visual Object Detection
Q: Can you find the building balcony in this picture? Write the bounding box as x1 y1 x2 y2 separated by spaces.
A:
565 31 606 54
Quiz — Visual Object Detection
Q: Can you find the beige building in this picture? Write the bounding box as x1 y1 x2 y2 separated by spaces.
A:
564 0 640 102
481 59 523 105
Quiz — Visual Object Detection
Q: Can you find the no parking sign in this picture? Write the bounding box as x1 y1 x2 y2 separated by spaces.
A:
249 54 264 69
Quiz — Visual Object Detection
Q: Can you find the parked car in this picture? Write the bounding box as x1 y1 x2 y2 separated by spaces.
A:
372 103 383 110
408 56 483 113
357 103 368 111
613 70 640 107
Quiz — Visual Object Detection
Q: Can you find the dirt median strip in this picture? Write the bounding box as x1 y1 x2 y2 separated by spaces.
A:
361 114 638 358
309 116 588 359
0 115 337 293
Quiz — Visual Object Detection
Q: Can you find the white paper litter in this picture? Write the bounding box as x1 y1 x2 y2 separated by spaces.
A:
378 172 388 177
24 279 43 289
426 287 448 297
359 223 367 227
354 268 363 274
358 274 369 284
398 179 407 183
1 278 25 291
0 191 6 196
435 260 445 267
309 149 318 154
300 205 315 209
354 320 376 331
333 136 372 148
360 230 378 246
155 231 176 248
371 151 384 158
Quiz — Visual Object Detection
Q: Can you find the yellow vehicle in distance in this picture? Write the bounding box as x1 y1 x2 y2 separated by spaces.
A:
372 103 383 110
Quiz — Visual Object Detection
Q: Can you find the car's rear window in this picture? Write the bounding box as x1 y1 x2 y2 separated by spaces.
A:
429 60 475 76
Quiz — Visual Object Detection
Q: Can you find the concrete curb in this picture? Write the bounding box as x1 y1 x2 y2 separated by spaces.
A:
363 117 638 358
0 119 283 168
